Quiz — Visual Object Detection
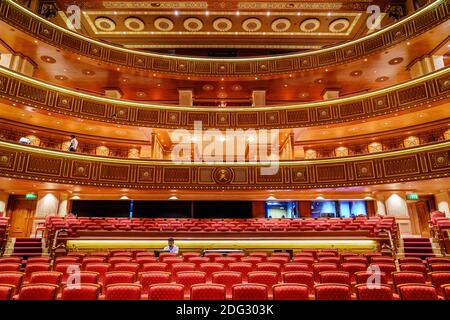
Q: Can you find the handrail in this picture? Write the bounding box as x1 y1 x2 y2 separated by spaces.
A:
0 65 448 129
0 0 448 75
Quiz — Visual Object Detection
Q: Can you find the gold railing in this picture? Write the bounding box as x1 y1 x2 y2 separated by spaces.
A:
0 66 449 129
0 0 448 76
0 140 448 190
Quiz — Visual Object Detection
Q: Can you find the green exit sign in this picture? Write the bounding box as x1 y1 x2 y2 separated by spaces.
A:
407 194 419 200
25 193 37 200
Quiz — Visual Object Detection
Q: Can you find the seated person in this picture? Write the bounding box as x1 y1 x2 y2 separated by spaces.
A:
163 237 179 254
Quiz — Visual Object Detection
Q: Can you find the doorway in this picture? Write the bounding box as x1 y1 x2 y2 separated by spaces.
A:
7 196 36 238
408 200 433 237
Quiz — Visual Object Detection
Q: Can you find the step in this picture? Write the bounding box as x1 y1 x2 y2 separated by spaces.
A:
14 242 42 248
10 253 45 257
403 247 434 253
12 247 42 253
402 238 431 243
14 238 42 242
404 253 436 257
403 242 432 248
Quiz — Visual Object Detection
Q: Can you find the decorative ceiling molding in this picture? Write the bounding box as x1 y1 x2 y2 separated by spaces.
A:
0 66 448 129
0 0 447 76
0 140 448 190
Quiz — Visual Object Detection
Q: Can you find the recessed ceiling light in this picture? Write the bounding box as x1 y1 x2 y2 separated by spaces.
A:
236 11 240 16
267 195 276 200
205 11 209 16
174 10 179 16
266 11 271 16
120 195 129 200
169 195 178 200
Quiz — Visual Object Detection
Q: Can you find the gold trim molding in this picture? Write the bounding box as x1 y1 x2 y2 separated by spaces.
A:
0 140 448 190
0 0 448 76
0 66 449 129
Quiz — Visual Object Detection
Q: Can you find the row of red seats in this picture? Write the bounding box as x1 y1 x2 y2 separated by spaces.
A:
1 270 449 300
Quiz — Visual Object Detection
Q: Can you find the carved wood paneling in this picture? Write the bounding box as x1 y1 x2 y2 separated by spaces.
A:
0 67 448 129
0 141 448 190
0 0 448 76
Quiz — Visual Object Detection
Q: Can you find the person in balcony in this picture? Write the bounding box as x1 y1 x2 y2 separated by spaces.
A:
68 135 78 152
163 238 179 254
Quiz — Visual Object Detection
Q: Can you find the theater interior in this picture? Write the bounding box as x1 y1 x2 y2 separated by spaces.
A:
0 0 449 301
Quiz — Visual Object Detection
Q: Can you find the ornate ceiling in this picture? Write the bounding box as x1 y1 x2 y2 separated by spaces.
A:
49 0 396 52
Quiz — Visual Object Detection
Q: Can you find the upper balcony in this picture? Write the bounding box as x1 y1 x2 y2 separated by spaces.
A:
0 0 449 104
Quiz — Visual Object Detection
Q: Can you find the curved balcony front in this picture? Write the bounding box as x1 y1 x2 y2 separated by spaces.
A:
0 140 448 190
0 66 449 130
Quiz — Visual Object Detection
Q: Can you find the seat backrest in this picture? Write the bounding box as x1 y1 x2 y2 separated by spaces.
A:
0 272 24 293
354 271 388 285
139 272 171 291
0 263 21 272
172 263 196 276
319 271 351 285
212 271 243 296
256 262 281 274
247 271 278 294
105 284 142 300
392 271 426 289
429 272 450 296
61 284 101 300
176 271 207 297
312 263 338 282
113 263 140 273
191 284 226 300
232 284 268 300
29 271 63 285
199 263 225 281
148 284 184 300
429 263 450 272
272 284 309 300
399 263 427 275
314 284 352 300
24 263 51 281
141 263 168 272
397 284 439 300
355 284 394 300
104 271 136 287
17 284 58 300
84 263 111 283
0 284 14 300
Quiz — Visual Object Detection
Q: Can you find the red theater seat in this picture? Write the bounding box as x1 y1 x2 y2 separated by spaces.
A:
232 284 267 300
60 284 101 300
172 263 196 276
247 271 278 298
240 257 263 268
199 263 225 282
273 284 309 300
429 272 450 296
314 284 352 300
148 284 184 300
397 284 439 300
103 271 136 288
369 263 397 282
292 257 314 265
0 272 24 294
141 263 168 272
24 263 51 282
55 257 79 264
191 284 226 300
355 284 394 300
17 284 58 300
176 271 207 299
228 263 252 282
27 257 51 264
399 263 427 276
84 263 111 284
82 257 106 266
341 263 367 283
429 263 450 272
442 284 450 300
392 271 426 291
215 257 238 266
212 271 243 299
399 257 423 264
139 272 171 295
282 271 315 296
105 284 142 300
0 284 14 300
355 271 388 285
0 263 21 272
319 271 351 285
256 263 281 276
313 263 338 282
113 262 140 273
29 271 63 285
283 263 310 272
0 257 22 264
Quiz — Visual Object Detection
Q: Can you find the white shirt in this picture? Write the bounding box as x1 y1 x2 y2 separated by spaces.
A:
69 138 78 150
19 137 31 144
163 245 179 254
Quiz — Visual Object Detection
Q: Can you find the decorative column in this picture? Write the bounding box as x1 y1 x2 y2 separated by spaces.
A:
322 89 340 100
33 191 62 236
104 88 123 99
383 192 412 234
57 192 70 217
374 193 386 216
0 191 9 216
252 90 266 107
435 191 450 217
179 89 193 106
408 56 445 78
0 53 36 76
